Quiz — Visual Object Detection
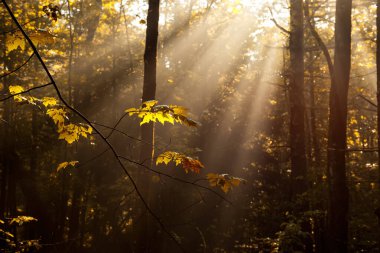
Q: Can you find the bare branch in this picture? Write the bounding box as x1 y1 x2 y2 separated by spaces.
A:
268 7 290 35
304 0 334 80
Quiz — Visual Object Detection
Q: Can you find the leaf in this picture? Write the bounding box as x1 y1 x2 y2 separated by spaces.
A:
156 151 204 174
206 173 245 193
9 216 37 226
9 85 24 94
6 31 25 53
30 29 55 45
139 19 146 24
125 100 199 127
42 97 58 107
0 229 14 238
57 161 79 172
9 85 25 102
46 108 66 127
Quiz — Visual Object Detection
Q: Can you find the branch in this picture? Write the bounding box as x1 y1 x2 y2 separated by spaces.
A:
268 8 290 35
0 82 53 102
117 155 233 206
357 94 378 108
0 52 35 79
304 0 334 80
1 1 185 251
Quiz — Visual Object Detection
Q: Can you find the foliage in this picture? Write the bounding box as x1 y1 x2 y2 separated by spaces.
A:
0 217 40 252
56 161 79 172
156 151 204 174
126 100 199 127
8 86 93 144
206 173 245 193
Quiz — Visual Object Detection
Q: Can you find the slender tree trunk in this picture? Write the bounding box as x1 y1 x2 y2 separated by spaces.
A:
326 0 352 252
137 1 160 252
140 0 160 165
289 0 307 197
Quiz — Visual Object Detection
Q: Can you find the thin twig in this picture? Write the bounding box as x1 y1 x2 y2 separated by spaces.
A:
268 7 290 34
357 94 377 108
304 0 334 80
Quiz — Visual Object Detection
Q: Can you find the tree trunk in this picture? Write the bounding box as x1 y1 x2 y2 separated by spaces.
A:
137 1 160 252
140 0 160 165
326 0 352 252
289 0 307 197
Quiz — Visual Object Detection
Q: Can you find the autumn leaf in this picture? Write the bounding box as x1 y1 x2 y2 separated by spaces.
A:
6 31 25 53
46 108 66 127
9 216 37 226
125 100 199 127
156 151 204 174
9 85 25 102
42 97 58 107
56 161 79 172
206 173 245 193
30 29 55 45
0 229 14 238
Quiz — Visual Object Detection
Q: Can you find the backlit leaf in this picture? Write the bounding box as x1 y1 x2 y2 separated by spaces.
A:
156 151 204 174
9 216 37 226
57 161 79 172
206 173 245 193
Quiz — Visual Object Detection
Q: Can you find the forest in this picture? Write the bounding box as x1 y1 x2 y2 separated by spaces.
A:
0 0 379 252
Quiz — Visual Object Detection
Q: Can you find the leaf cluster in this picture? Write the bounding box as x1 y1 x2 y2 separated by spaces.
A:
126 100 199 127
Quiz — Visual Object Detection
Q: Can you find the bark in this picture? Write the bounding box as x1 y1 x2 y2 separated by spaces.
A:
289 0 307 196
137 1 160 252
140 0 160 165
326 0 352 252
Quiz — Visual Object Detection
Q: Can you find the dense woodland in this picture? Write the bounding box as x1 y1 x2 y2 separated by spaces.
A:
0 0 379 252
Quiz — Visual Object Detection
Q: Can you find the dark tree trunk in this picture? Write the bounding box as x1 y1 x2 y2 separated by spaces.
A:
137 1 160 252
289 0 307 196
140 0 160 165
326 0 352 252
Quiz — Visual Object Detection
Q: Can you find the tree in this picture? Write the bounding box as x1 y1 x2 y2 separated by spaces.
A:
326 0 352 252
140 0 160 165
289 0 307 197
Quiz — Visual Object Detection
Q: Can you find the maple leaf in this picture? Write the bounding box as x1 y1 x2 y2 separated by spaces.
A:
42 97 58 107
6 31 25 53
46 108 66 127
206 173 246 193
9 216 37 226
156 151 204 174
56 161 79 172
125 100 199 127
30 29 55 45
9 85 25 102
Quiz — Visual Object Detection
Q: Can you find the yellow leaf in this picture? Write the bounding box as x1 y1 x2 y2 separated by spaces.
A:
6 31 25 53
9 85 24 94
156 151 203 174
30 29 55 45
46 108 66 125
142 100 158 110
10 216 37 226
42 97 58 107
206 173 245 193
57 160 78 172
